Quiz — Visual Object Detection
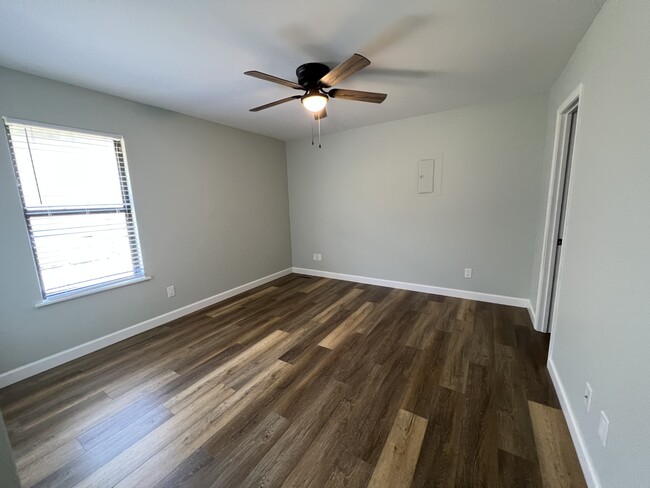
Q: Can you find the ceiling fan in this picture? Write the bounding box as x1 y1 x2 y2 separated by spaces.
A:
245 53 387 119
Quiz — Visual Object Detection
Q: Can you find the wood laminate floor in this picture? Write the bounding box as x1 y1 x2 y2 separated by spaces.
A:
0 274 586 487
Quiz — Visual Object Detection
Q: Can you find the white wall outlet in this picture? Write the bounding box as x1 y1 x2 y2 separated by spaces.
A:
584 382 593 412
166 285 176 298
464 268 472 278
312 253 322 262
598 411 609 447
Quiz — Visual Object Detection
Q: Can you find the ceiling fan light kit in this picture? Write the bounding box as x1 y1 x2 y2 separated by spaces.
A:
301 89 328 113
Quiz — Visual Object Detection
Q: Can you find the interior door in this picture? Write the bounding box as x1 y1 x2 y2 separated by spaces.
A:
547 106 578 332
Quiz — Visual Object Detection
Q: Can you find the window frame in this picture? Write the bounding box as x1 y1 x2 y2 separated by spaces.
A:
3 117 150 306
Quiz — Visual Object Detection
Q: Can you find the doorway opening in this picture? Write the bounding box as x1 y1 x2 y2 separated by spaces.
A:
536 87 581 334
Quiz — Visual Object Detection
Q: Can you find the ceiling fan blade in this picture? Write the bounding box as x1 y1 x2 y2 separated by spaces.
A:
328 89 387 103
249 95 302 112
314 108 327 120
319 54 370 87
244 70 303 90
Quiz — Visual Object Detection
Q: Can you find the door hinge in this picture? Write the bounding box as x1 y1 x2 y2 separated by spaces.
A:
557 238 563 246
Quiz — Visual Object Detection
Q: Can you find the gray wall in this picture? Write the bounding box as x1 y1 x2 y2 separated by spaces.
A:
0 413 20 488
536 1 650 486
0 67 292 374
287 94 548 299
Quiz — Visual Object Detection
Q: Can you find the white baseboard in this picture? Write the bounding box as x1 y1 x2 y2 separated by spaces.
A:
527 302 538 329
547 358 601 488
292 267 530 308
0 268 292 389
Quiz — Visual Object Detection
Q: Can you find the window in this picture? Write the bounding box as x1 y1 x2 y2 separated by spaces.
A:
4 118 147 303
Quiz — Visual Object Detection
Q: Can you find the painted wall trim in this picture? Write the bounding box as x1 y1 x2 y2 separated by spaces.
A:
0 268 292 388
534 83 584 333
547 358 601 488
527 302 537 329
292 267 530 308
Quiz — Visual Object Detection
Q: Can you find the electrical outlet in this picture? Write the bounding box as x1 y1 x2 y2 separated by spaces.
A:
464 268 472 278
598 411 609 447
166 285 176 298
312 253 322 262
317 253 322 261
584 382 593 412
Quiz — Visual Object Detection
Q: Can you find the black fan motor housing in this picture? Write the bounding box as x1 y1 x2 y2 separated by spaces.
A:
296 63 330 89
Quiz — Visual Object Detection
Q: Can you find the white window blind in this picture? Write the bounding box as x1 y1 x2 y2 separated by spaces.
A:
4 118 145 301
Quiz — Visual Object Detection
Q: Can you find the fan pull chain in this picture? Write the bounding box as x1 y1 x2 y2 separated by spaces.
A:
311 120 314 146
318 115 321 148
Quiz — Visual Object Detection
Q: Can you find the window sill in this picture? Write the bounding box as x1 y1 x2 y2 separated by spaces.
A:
35 275 152 308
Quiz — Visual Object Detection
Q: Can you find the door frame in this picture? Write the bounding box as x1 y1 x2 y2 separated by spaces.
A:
535 83 583 334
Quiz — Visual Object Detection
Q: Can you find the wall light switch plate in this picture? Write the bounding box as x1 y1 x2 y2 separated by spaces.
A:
166 285 176 298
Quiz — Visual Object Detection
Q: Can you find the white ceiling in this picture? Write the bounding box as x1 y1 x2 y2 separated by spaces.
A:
0 0 604 141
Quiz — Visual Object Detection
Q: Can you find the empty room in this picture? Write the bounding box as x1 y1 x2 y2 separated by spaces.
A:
0 0 648 487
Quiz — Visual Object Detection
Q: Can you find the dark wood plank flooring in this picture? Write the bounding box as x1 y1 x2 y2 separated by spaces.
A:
0 274 585 487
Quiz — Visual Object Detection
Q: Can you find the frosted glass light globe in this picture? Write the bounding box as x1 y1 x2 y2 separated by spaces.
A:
301 93 328 113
